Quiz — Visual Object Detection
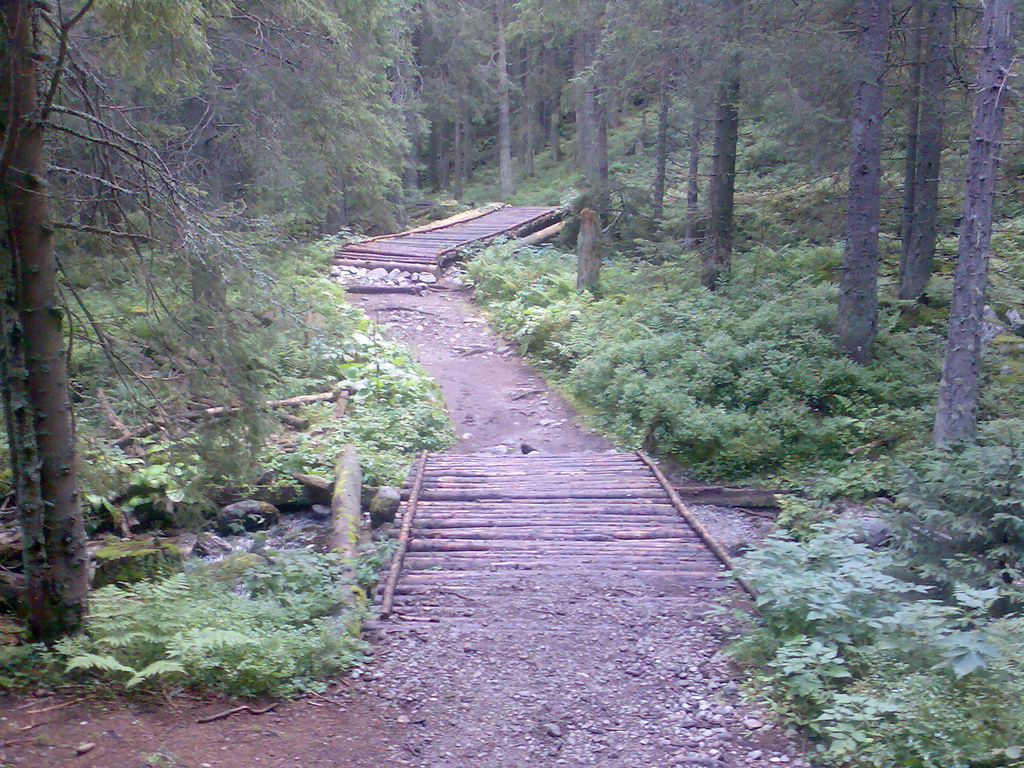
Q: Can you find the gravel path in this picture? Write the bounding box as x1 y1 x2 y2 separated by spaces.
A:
352 284 811 768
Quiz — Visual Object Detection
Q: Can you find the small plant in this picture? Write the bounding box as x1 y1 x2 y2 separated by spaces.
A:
732 528 1024 767
891 423 1024 599
53 550 366 698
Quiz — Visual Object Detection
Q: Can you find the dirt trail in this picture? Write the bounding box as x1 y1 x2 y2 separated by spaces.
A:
353 289 610 454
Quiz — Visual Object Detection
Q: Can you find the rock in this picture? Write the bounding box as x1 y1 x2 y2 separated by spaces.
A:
1008 307 1023 333
370 487 402 527
545 723 563 738
450 277 464 287
91 537 184 588
520 443 539 454
387 268 402 280
419 273 437 284
838 511 891 548
194 532 233 557
742 717 764 730
311 504 332 519
194 552 268 585
170 532 198 558
981 305 1008 345
216 500 279 535
366 267 388 281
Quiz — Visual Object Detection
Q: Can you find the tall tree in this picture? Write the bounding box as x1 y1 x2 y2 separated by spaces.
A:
1 0 90 641
899 0 925 272
899 0 953 301
703 0 742 290
834 0 892 363
496 0 515 197
933 0 1015 445
652 67 672 222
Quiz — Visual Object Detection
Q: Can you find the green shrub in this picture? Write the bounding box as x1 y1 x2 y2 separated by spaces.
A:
891 421 1024 599
469 243 939 479
53 551 366 698
733 529 1024 767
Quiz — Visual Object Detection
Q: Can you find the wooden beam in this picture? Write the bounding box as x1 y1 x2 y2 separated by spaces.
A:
380 451 429 618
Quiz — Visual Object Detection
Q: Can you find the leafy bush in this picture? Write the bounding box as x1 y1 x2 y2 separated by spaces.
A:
733 529 1024 767
891 421 1024 600
53 551 366 698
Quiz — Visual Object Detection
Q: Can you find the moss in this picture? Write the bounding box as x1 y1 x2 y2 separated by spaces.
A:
193 552 268 586
92 537 183 588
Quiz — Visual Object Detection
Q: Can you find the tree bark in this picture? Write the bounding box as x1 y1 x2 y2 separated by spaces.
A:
652 68 671 222
835 0 892 363
684 107 702 248
576 207 601 291
899 0 952 301
703 0 742 290
574 28 602 197
496 0 514 198
899 0 924 279
453 111 464 200
0 0 89 641
933 0 1015 445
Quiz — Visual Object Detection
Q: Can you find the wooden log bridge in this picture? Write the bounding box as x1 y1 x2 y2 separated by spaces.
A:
336 205 560 274
380 452 750 621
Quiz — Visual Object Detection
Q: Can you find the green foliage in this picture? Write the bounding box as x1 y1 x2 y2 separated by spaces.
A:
53 551 366 698
733 530 1024 767
469 243 940 480
890 422 1024 599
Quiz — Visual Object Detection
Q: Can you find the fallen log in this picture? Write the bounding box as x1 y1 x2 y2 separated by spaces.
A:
673 485 780 509
329 445 362 560
291 473 333 506
112 391 340 448
518 220 565 246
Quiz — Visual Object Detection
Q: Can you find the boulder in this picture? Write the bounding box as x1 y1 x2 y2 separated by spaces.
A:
91 537 183 588
216 500 279 535
369 486 402 527
1008 307 1023 333
193 552 268 586
194 532 233 557
310 504 332 519
366 267 389 281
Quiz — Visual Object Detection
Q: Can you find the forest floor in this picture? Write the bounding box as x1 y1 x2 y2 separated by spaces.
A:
0 282 803 768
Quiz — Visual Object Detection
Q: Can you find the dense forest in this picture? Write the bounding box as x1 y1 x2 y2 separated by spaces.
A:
1 0 1023 766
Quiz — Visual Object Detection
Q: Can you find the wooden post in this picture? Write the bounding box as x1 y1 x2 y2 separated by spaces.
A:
576 207 601 292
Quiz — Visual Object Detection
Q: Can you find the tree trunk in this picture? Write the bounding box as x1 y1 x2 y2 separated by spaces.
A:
899 0 924 277
437 120 450 190
684 107 702 248
0 0 89 641
427 121 440 190
575 28 601 196
403 109 419 193
550 109 561 162
899 0 952 301
576 207 601 292
933 0 1015 445
652 68 670 222
453 112 464 200
496 0 514 198
703 0 743 290
323 176 348 234
834 0 891 363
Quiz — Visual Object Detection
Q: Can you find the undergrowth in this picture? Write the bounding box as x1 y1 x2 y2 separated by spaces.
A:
1 548 374 698
469 242 954 482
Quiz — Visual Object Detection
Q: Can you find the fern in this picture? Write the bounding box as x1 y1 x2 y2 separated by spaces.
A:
54 551 366 697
